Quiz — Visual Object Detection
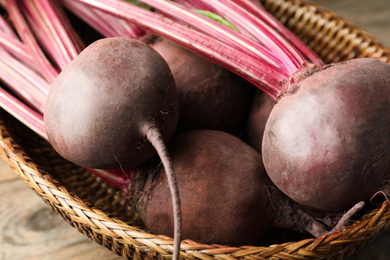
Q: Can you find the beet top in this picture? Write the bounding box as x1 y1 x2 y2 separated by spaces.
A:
262 58 390 212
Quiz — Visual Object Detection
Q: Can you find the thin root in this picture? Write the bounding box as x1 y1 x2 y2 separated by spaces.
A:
329 201 365 233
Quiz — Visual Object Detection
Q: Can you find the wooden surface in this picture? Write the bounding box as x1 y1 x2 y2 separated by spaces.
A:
0 163 125 260
1 0 390 259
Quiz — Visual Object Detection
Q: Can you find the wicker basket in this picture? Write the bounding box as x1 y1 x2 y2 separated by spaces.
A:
1 0 390 259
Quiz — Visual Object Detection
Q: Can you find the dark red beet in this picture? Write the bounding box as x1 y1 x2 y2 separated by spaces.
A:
262 58 390 212
44 37 182 259
146 35 253 135
133 130 330 246
44 37 178 169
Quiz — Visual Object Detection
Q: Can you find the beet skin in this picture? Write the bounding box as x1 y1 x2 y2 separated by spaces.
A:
133 130 332 246
262 58 390 212
134 130 275 246
44 37 179 169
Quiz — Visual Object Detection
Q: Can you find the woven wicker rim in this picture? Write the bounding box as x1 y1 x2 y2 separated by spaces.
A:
1 0 390 259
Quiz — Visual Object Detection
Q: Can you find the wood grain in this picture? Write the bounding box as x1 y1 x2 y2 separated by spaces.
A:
0 168 125 260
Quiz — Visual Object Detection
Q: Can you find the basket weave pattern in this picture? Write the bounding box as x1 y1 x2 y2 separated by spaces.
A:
1 0 390 259
264 0 390 64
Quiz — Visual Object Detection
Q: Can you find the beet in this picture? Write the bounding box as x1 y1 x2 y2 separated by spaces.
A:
132 130 332 246
262 58 390 212
146 35 253 135
44 37 182 258
44 37 178 169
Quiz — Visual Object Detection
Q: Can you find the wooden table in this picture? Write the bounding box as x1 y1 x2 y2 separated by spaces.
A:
1 0 390 259
0 161 125 260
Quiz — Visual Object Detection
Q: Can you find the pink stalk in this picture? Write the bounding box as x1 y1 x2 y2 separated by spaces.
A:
173 0 208 10
173 0 256 40
0 14 18 37
63 0 144 39
0 47 48 113
0 0 325 195
0 30 37 69
0 87 46 138
92 168 133 195
0 45 50 95
197 0 304 74
140 0 287 70
165 0 306 73
230 0 324 66
5 0 58 83
22 10 70 69
20 0 81 70
37 0 81 59
93 8 141 38
63 0 119 37
70 0 286 98
50 1 85 53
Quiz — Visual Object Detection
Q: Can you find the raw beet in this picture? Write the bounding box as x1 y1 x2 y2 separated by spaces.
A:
44 37 182 258
44 37 179 169
262 58 390 212
146 35 253 135
132 130 330 246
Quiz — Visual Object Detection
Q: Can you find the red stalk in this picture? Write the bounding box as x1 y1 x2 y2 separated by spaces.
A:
0 87 46 138
174 0 209 10
0 13 17 36
140 0 287 70
69 0 285 98
19 0 82 70
0 47 48 113
179 0 322 66
0 30 37 71
195 0 305 74
63 0 119 37
5 0 58 82
229 0 324 66
63 0 144 38
37 0 81 58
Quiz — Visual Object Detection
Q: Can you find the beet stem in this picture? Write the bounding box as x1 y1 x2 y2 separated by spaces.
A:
146 126 182 260
6 0 58 83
